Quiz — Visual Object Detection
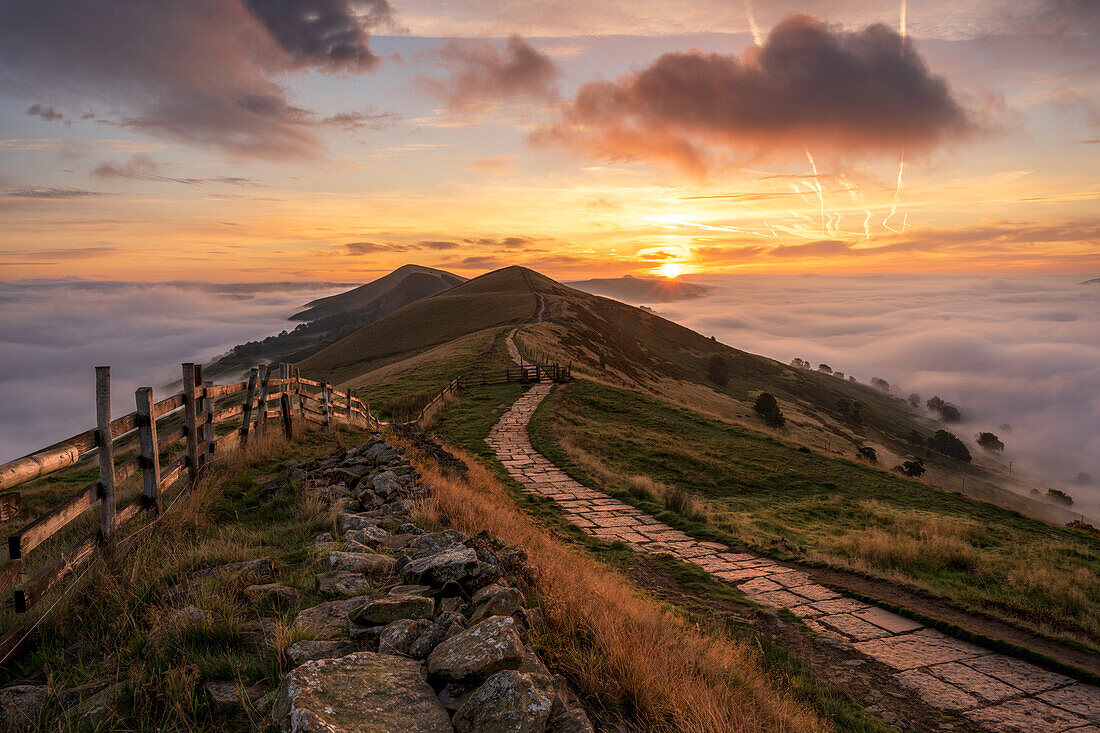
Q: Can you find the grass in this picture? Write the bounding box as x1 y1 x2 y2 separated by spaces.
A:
529 380 1100 652
1 427 368 731
405 440 833 732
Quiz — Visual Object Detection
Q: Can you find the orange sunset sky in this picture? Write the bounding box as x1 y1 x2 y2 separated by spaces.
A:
0 0 1097 282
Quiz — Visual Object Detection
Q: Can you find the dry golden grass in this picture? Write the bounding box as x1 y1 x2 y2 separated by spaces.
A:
407 443 827 733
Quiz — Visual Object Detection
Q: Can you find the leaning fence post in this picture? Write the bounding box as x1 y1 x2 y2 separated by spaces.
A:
202 380 214 468
256 365 270 436
182 363 200 487
240 367 259 448
135 386 161 515
321 381 332 431
95 367 116 550
346 387 353 423
280 391 294 440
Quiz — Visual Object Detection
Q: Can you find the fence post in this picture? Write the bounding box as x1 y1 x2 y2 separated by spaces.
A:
321 381 332 431
296 368 305 421
135 386 161 515
346 387 353 423
182 363 199 487
202 380 214 468
240 367 259 448
256 365 270 435
280 392 294 440
95 367 116 550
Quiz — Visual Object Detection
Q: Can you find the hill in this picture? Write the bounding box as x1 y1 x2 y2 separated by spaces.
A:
566 274 711 302
291 264 465 321
207 264 464 377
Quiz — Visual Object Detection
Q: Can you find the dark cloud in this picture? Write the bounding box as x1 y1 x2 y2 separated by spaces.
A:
0 1 389 158
91 154 260 186
26 103 65 122
536 15 976 174
417 240 461 250
343 240 461 254
421 36 560 111
0 246 120 260
320 109 400 130
241 0 393 72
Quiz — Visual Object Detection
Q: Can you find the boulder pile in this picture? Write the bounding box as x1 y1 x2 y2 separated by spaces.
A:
276 437 593 733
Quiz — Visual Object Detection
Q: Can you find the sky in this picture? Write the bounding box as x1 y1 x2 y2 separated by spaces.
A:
0 0 1097 282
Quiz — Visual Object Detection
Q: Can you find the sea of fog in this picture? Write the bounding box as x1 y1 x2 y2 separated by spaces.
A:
1 273 1097 506
0 279 346 463
657 273 1100 502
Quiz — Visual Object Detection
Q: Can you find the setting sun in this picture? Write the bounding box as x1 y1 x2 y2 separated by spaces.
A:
655 262 687 278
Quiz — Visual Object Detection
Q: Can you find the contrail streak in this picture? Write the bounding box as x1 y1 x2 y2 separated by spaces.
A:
744 0 764 45
840 174 872 241
883 154 906 234
805 150 826 237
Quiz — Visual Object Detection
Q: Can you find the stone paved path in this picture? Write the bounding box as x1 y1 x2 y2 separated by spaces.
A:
486 380 1100 733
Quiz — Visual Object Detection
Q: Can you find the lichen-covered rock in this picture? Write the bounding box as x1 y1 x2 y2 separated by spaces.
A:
469 584 523 624
317 571 374 597
402 547 479 587
337 513 376 532
244 583 304 607
286 640 361 666
329 551 395 575
409 611 467 659
204 680 268 712
378 618 432 656
388 584 432 597
372 471 401 497
409 531 467 558
346 526 391 547
293 597 367 636
311 532 334 545
452 670 554 733
426 615 524 683
549 708 595 733
0 684 49 728
273 652 451 732
350 595 435 625
206 558 275 584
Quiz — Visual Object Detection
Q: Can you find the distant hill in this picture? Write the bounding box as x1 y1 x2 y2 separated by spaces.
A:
1080 277 1100 285
292 264 465 321
207 264 464 377
567 275 711 302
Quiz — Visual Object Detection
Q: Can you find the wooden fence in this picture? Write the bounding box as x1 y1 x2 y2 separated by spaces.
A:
0 361 383 662
0 354 571 662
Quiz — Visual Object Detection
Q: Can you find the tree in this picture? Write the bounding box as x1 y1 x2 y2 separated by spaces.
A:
927 395 945 410
896 458 925 477
789 358 807 368
977 432 1004 452
938 404 963 423
906 429 925 445
817 364 833 374
1046 488 1074 506
928 430 971 463
908 393 921 408
753 392 785 427
871 377 890 393
706 354 729 386
857 445 878 463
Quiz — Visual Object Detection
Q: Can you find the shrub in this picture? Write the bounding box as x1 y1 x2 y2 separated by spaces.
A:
977 432 1004 452
928 430 971 463
1047 488 1074 506
905 429 925 445
870 377 890 393
857 445 878 463
896 458 925 477
753 392 785 428
817 364 832 374
705 354 729 386
907 393 921 408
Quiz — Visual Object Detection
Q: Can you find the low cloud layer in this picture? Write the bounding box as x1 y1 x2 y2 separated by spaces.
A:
650 273 1100 503
420 36 560 111
0 280 345 462
0 1 391 157
538 15 976 174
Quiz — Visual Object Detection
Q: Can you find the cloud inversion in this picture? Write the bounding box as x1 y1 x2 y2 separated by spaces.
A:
538 15 976 174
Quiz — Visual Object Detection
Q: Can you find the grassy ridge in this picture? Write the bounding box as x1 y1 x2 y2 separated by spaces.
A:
531 380 1100 651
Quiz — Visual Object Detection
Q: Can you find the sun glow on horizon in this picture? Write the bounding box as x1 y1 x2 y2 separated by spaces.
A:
655 262 689 278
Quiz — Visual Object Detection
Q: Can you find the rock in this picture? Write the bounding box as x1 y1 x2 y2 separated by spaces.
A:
389 584 432 597
364 443 399 465
244 583 304 607
272 652 451 733
311 532 334 545
426 616 524 683
378 618 432 656
289 467 308 482
518 646 550 677
337 513 376 532
242 617 280 638
0 684 49 728
204 680 267 712
346 526 391 547
287 640 361 666
398 523 424 535
549 708 595 733
440 596 468 615
372 471 401 497
316 571 373 597
452 670 554 733
469 584 523 624
409 612 467 659
350 595 434 625
206 558 275 584
332 497 360 513
61 681 123 729
348 622 384 649
328 551 395 575
293 598 366 636
463 562 503 593
409 531 467 557
402 547 479 587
